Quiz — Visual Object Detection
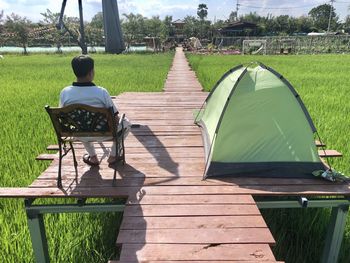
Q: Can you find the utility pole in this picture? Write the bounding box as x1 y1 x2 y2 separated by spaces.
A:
236 0 240 21
327 0 335 34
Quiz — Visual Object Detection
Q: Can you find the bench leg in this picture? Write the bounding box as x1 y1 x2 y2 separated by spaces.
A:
26 211 50 263
112 139 118 186
321 205 349 263
57 142 63 188
69 142 79 183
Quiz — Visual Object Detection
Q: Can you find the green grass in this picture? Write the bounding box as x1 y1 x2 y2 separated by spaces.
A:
187 53 350 263
0 52 173 262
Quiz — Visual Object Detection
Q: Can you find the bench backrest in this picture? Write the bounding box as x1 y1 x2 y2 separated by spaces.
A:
45 104 117 139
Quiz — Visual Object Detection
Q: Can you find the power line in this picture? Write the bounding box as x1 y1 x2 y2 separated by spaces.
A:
239 0 350 10
239 3 320 10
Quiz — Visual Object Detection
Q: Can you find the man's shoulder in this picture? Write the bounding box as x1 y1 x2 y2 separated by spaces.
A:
94 85 108 91
60 85 74 94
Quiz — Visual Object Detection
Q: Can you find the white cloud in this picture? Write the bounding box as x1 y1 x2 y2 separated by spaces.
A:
0 0 348 22
0 0 10 10
117 0 199 18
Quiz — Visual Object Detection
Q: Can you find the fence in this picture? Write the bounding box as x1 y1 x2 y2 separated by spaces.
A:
213 35 350 54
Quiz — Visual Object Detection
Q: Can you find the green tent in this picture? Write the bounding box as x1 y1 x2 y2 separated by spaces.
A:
195 63 326 179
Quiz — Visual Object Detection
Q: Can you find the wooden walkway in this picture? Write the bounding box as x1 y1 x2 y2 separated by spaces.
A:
111 48 278 263
1 48 350 262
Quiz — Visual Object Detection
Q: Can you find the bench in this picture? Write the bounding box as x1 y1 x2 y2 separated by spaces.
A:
45 104 126 188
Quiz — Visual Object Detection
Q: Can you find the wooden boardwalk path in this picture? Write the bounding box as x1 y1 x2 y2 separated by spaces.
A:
1 48 350 262
110 48 278 263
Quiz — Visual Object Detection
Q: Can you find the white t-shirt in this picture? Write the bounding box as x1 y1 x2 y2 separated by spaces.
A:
59 82 118 114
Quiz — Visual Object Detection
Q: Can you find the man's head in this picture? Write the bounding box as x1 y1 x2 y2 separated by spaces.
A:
71 55 94 81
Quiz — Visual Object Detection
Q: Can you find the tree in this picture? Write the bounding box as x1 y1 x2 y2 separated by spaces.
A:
0 10 4 46
0 10 3 29
145 16 162 37
239 12 265 35
295 16 313 33
161 15 174 40
86 12 104 48
122 13 146 43
5 13 32 54
0 10 4 37
196 4 209 39
197 4 208 21
343 15 350 33
183 16 200 38
40 9 67 52
90 12 103 30
308 4 339 32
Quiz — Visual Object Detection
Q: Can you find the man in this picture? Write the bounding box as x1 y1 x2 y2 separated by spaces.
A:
60 55 128 165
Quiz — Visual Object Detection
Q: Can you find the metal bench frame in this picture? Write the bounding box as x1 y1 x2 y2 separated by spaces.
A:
255 196 350 263
45 104 126 188
25 198 125 263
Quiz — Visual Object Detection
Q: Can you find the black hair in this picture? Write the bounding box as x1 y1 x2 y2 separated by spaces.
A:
71 55 94 78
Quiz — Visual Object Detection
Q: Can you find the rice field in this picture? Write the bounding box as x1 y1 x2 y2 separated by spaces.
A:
1 51 350 263
187 53 350 263
0 52 173 262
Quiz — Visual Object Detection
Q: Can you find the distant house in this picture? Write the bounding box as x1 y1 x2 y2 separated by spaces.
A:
219 21 258 36
172 19 186 42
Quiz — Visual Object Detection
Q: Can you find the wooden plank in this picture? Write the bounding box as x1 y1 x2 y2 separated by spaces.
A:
117 228 275 244
36 154 57 161
32 173 350 188
120 215 268 230
108 259 284 263
123 204 260 217
71 135 204 148
0 187 75 198
119 92 206 96
45 125 201 134
41 161 205 178
163 90 203 93
318 149 342 157
111 261 281 263
125 135 203 146
123 119 200 126
45 143 204 154
116 94 207 100
116 92 208 97
163 87 202 90
126 194 256 205
117 244 276 262
315 140 326 147
32 176 348 188
58 183 350 196
115 96 205 102
46 145 59 151
131 130 201 136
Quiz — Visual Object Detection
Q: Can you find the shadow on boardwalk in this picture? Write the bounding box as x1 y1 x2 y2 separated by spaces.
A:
68 125 181 261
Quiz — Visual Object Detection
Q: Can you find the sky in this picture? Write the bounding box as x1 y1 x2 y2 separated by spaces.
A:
1 0 350 22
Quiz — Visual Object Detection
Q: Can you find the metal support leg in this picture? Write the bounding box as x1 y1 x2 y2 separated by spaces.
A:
58 142 63 188
321 205 349 263
69 142 79 183
112 139 118 186
25 200 125 263
26 211 50 263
